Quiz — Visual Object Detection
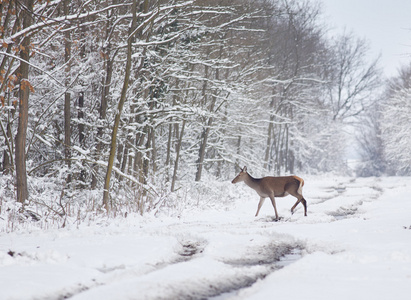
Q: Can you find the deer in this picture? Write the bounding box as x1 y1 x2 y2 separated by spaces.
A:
231 166 307 221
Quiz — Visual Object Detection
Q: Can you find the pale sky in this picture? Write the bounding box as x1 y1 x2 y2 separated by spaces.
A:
320 0 411 77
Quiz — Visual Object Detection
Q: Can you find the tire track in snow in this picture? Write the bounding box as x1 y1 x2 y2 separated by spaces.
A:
307 177 384 221
48 234 210 299
49 178 384 300
57 225 303 300
55 239 207 299
123 241 304 300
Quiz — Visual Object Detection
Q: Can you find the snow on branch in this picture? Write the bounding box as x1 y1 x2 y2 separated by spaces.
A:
0 51 64 87
2 3 133 44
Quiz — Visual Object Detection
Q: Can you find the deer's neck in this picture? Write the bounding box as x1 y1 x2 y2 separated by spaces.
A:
244 173 261 191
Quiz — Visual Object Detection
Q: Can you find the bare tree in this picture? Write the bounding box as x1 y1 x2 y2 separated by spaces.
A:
327 32 381 121
103 0 140 210
15 0 34 203
63 0 72 184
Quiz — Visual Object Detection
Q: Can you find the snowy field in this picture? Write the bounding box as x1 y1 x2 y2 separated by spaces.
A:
1 176 411 300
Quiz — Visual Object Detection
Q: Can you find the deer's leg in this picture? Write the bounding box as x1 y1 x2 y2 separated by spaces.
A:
301 198 307 216
269 195 279 221
291 198 301 214
288 184 307 216
255 197 265 217
291 196 307 216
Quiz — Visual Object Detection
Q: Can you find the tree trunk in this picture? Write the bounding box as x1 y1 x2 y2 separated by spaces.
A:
78 92 85 183
120 143 128 176
235 135 242 174
0 3 15 175
1 95 14 175
142 126 151 184
165 82 179 171
264 116 274 171
171 119 185 192
15 0 34 203
195 124 210 182
92 55 113 188
103 0 138 210
91 1 115 189
195 64 212 182
264 95 276 171
165 123 172 170
63 0 72 183
133 131 145 183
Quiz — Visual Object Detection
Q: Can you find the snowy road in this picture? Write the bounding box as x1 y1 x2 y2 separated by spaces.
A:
1 176 411 299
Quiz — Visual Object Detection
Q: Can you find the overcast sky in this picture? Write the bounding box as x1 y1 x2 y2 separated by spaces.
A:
320 0 411 77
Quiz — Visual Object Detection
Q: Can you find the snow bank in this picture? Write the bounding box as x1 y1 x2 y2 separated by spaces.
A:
0 176 410 299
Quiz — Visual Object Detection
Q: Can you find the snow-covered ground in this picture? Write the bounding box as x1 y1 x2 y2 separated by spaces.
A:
1 176 411 299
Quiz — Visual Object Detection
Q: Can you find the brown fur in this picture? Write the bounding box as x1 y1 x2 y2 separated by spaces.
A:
232 166 307 220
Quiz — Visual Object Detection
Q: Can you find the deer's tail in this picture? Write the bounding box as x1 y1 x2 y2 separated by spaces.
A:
294 176 304 195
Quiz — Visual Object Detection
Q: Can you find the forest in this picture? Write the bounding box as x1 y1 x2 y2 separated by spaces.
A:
0 0 410 221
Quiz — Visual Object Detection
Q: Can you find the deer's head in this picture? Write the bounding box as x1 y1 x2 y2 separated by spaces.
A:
232 166 248 184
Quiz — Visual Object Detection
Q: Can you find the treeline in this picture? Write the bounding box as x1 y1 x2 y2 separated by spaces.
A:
0 0 380 212
358 62 411 177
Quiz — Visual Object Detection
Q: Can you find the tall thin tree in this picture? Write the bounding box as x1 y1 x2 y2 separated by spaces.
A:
15 0 34 203
103 0 139 210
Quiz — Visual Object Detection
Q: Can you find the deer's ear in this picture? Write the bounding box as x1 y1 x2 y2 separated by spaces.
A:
243 166 247 172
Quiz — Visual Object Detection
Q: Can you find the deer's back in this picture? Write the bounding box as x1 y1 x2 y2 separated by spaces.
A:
260 176 301 197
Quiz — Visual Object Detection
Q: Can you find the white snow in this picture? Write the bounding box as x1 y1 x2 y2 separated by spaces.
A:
1 176 411 299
